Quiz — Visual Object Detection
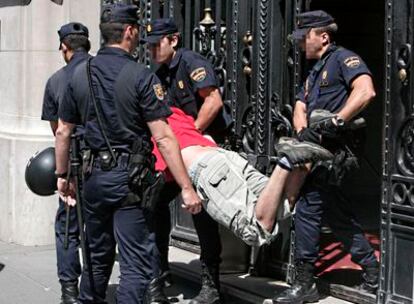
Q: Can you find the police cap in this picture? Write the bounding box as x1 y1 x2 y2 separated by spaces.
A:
25 147 57 196
292 10 335 40
58 22 89 49
101 3 139 24
140 18 178 44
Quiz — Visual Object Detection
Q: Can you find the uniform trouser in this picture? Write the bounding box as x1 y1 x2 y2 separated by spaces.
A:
55 197 81 283
79 163 158 304
294 182 377 267
154 182 222 270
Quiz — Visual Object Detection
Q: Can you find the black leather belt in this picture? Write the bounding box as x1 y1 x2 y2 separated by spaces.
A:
92 151 130 169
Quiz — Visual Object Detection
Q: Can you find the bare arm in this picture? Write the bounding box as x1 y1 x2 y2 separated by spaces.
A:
148 118 202 214
293 100 308 132
337 74 376 121
194 87 223 132
55 119 75 175
55 119 75 204
50 121 58 136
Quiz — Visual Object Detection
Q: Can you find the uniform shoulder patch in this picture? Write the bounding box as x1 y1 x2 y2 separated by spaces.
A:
153 84 164 100
343 56 361 68
190 67 207 82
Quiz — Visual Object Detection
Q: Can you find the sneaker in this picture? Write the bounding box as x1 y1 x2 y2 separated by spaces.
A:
275 137 333 165
309 109 337 130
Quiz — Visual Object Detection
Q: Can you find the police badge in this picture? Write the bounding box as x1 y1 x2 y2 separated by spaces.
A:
153 84 164 100
190 67 207 82
344 56 361 68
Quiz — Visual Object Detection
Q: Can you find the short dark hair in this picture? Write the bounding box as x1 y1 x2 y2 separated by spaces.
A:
99 22 130 45
62 34 91 52
314 23 338 40
166 32 182 49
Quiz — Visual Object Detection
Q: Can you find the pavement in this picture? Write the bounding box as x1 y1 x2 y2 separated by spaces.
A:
0 240 352 304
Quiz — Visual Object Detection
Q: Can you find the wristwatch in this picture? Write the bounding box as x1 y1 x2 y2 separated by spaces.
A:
55 172 68 179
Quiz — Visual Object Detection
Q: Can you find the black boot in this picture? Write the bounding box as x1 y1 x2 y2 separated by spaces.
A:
60 280 79 304
146 277 170 304
189 262 221 304
357 262 379 294
159 270 173 288
272 261 319 304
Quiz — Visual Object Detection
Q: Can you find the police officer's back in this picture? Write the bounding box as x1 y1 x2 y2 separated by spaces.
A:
55 4 201 304
42 23 90 133
41 22 90 304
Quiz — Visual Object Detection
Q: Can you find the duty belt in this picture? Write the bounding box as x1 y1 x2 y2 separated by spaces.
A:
92 151 130 169
82 150 143 173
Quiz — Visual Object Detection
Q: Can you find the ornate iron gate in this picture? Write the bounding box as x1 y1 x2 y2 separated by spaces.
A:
99 1 414 303
101 0 299 276
380 0 414 303
134 0 297 275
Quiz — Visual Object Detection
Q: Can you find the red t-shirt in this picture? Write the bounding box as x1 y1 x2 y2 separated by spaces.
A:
152 107 217 178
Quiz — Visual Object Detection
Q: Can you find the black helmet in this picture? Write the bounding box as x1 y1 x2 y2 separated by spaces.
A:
25 147 57 196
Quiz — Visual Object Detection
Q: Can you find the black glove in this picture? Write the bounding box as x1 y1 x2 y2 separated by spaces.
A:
296 128 321 144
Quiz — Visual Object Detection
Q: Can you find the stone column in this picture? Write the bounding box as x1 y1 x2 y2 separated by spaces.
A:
0 0 99 245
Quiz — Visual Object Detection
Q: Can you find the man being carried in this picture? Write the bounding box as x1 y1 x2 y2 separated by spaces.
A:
152 107 333 246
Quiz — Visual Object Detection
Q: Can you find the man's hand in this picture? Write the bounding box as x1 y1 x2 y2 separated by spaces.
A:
57 177 76 207
180 187 202 214
297 128 321 144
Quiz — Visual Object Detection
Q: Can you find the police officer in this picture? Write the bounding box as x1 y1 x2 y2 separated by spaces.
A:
55 4 201 304
141 18 224 304
41 22 91 304
273 10 379 304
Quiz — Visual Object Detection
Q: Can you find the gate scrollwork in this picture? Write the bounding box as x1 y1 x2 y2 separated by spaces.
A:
396 116 414 176
270 92 293 154
241 105 256 154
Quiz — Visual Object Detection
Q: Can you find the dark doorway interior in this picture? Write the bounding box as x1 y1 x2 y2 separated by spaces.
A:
308 0 384 230
305 0 385 298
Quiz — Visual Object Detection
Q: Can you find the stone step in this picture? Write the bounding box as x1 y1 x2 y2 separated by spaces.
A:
168 246 354 304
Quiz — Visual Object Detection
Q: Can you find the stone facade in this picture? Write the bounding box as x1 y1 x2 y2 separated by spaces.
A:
0 0 99 245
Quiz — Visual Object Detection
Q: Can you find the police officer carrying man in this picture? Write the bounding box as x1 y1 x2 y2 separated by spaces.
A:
41 22 91 304
273 10 379 304
55 4 202 304
141 18 225 304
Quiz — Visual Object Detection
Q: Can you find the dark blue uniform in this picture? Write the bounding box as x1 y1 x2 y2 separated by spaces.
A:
59 46 171 304
154 47 222 272
156 48 218 120
294 45 377 267
41 51 90 285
